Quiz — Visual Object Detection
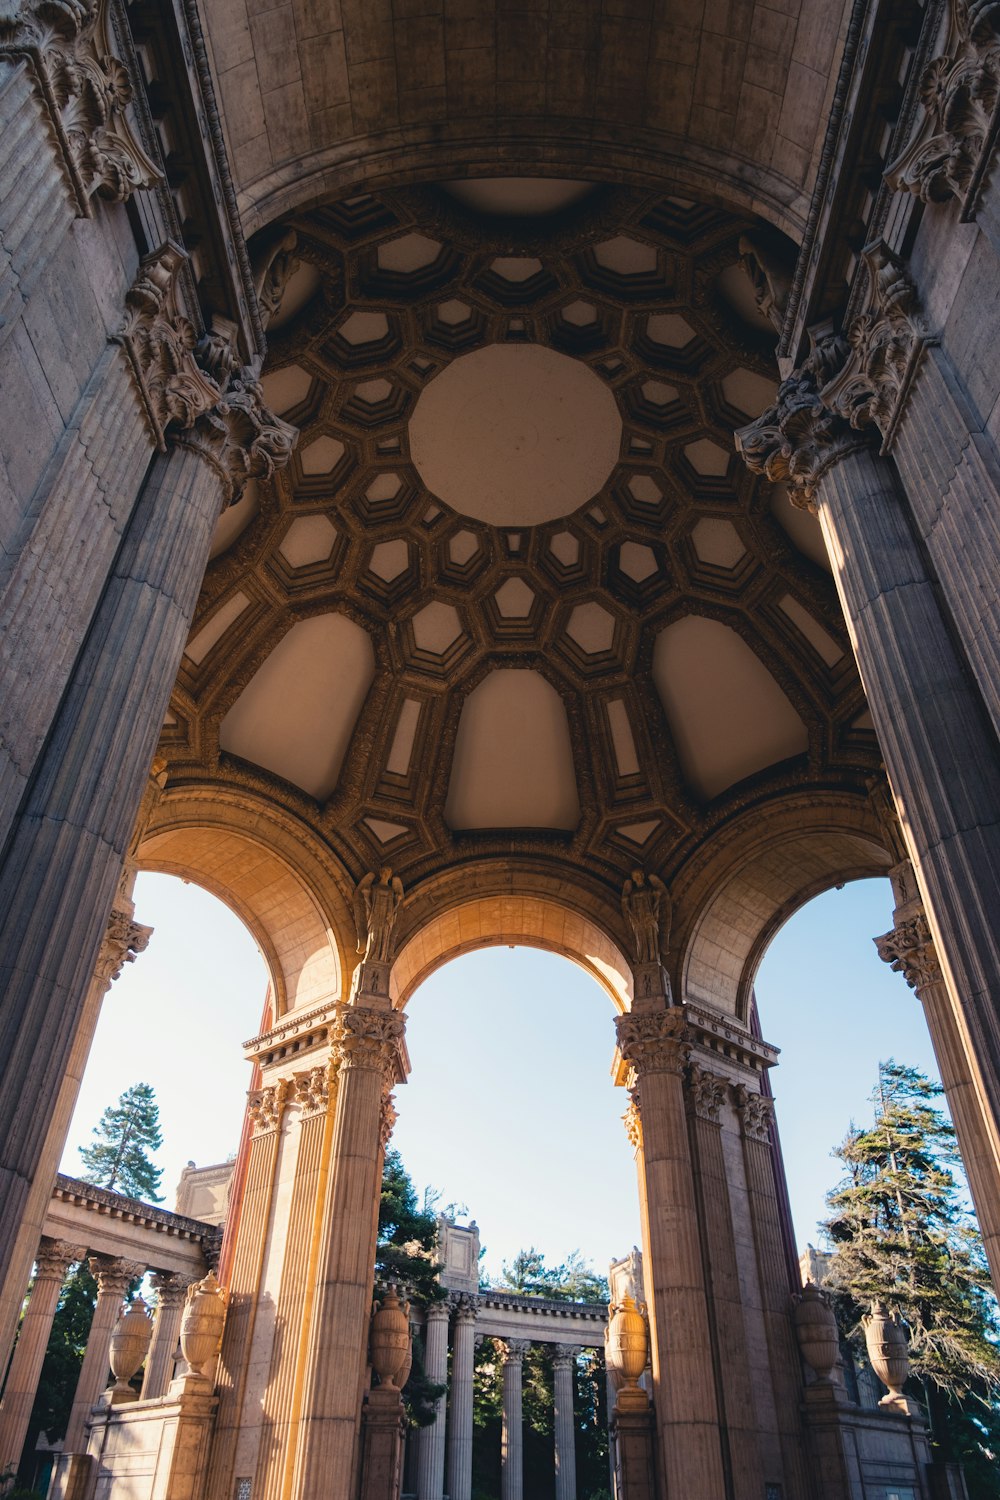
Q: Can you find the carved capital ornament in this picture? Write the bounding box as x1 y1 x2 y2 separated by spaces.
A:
686 1063 728 1123
733 1084 774 1144
875 910 943 990
616 1008 691 1077
0 0 161 214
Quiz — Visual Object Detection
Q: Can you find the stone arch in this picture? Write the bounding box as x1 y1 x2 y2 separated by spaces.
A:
391 887 633 1012
137 787 356 1018
678 795 892 1024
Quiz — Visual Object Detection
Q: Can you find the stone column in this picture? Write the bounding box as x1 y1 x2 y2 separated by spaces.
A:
0 316 294 1300
737 356 1000 1286
63 1257 142 1452
140 1272 191 1401
500 1339 528 1500
615 1006 727 1499
684 1063 766 1500
290 1004 406 1500
415 1301 449 1500
446 1295 478 1500
0 1238 85 1471
551 1345 578 1500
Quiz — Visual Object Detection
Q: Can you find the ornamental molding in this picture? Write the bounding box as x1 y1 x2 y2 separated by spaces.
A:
887 0 1000 215
551 1343 581 1366
0 0 161 214
247 1078 290 1135
379 1091 398 1151
149 1271 193 1308
685 1063 728 1123
615 1008 691 1078
115 242 296 501
732 1084 774 1144
874 908 943 989
822 240 934 451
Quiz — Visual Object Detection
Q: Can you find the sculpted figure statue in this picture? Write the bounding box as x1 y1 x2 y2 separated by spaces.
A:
621 869 670 965
353 867 404 966
252 227 299 326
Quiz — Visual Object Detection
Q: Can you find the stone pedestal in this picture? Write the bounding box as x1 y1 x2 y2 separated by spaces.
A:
0 1238 84 1472
799 1379 932 1500
446 1296 477 1500
46 1451 95 1500
79 1380 218 1500
358 1387 406 1500
610 1403 657 1500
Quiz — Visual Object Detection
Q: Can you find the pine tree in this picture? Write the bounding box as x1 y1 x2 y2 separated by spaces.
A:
823 1060 1000 1493
77 1082 163 1202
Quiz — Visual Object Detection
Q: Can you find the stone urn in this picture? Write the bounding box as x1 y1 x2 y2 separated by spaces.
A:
863 1300 910 1400
370 1287 410 1390
605 1295 649 1410
179 1271 227 1379
793 1282 840 1382
109 1297 152 1399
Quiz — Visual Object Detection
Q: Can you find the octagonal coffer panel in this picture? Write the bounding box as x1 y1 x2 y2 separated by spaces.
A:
651 617 808 800
445 669 580 830
219 614 375 799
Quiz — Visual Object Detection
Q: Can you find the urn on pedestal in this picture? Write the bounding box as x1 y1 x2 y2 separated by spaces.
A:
793 1282 841 1383
179 1271 227 1384
863 1300 911 1404
109 1297 152 1402
605 1294 650 1411
370 1286 411 1390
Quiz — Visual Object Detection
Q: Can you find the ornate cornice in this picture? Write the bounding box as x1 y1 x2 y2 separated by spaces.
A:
887 0 1000 214
115 242 296 500
0 0 160 215
685 1063 728 1123
732 1084 774 1144
875 908 943 989
822 240 933 450
734 335 869 509
615 1008 691 1078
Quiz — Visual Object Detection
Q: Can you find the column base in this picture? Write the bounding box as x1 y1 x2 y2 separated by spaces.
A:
47 1452 95 1500
359 1387 406 1500
610 1404 658 1500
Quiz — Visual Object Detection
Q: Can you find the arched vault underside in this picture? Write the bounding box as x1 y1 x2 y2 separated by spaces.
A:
158 175 888 1016
199 0 853 242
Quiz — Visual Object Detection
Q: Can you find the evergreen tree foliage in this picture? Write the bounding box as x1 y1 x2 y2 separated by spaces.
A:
375 1149 445 1428
497 1246 609 1304
823 1060 1000 1492
77 1082 163 1202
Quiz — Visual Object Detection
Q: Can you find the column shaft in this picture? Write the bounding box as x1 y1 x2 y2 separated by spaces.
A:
446 1303 477 1500
291 1006 404 1500
0 1240 84 1471
500 1343 526 1500
818 448 1000 1278
0 442 222 1296
63 1258 140 1452
552 1349 577 1500
415 1303 449 1500
140 1274 190 1401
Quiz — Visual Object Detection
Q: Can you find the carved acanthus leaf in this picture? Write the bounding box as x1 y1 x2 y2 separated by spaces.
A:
616 1009 691 1077
0 0 161 214
294 1064 330 1117
334 1006 406 1082
176 368 298 506
686 1063 728 1123
733 1084 774 1143
887 0 1000 212
35 1237 87 1281
247 1079 289 1135
95 903 152 989
874 910 943 989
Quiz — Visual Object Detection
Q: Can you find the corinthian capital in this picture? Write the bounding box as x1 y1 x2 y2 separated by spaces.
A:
334 1005 406 1081
94 901 152 989
175 368 297 506
0 0 161 214
616 1008 690 1077
875 909 943 990
732 1084 774 1144
734 335 868 509
887 0 1000 212
822 240 932 449
247 1079 289 1135
685 1063 728 1123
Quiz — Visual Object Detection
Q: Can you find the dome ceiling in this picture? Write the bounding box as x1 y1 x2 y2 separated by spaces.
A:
162 184 877 890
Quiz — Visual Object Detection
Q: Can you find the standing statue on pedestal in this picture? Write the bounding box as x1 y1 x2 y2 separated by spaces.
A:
354 868 405 966
621 870 670 966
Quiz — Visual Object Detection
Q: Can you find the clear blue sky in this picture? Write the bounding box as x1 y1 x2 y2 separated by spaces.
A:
62 873 942 1280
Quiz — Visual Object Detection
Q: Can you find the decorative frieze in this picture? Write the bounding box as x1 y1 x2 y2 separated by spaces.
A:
875 909 943 989
115 241 296 500
887 0 1000 214
685 1064 728 1124
0 0 160 214
615 1008 691 1078
732 1084 774 1144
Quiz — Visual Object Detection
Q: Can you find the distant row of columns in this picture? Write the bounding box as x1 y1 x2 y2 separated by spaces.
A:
412 1304 583 1500
0 1238 199 1474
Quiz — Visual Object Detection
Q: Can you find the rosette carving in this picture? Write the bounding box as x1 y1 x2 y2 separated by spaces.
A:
0 0 161 213
887 0 1000 212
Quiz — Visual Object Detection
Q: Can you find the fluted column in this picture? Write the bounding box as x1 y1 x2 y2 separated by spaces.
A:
737 357 1000 1286
551 1345 578 1500
500 1339 528 1500
415 1301 449 1500
63 1257 142 1452
446 1296 478 1500
616 1007 727 1499
140 1272 191 1400
684 1063 765 1500
290 1004 406 1500
0 1238 84 1471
